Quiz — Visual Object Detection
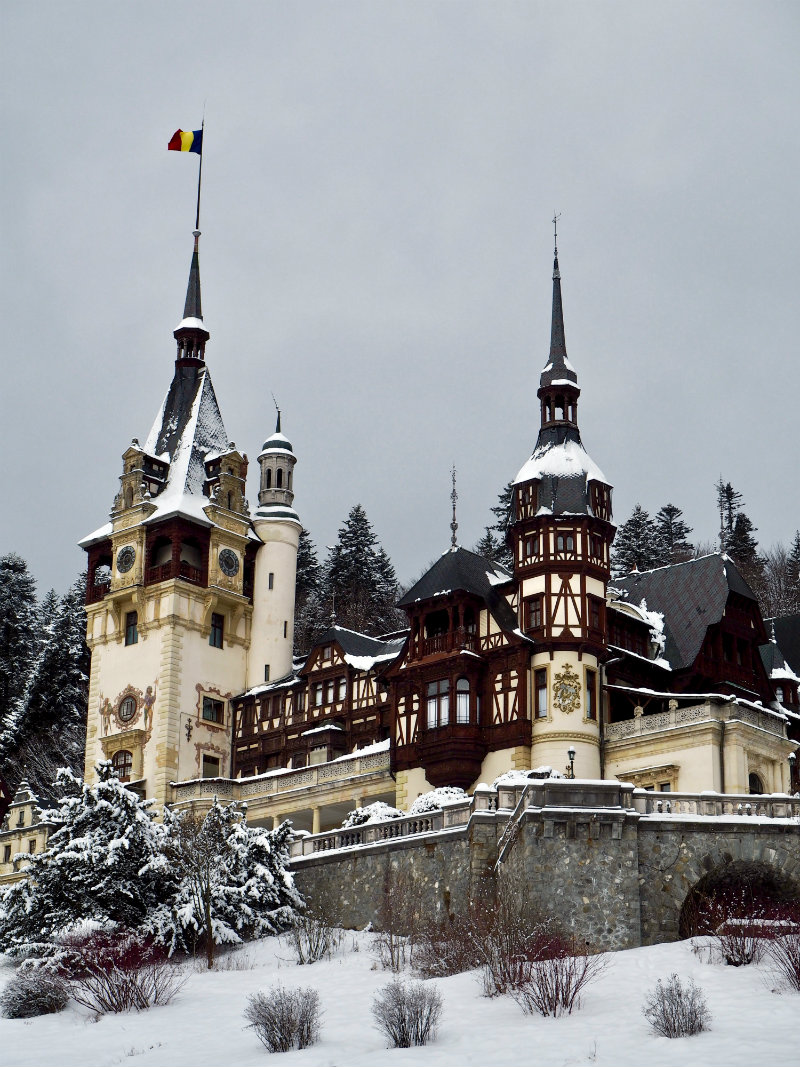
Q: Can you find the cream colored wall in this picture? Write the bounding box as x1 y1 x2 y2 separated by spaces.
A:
395 767 432 811
248 519 300 688
530 649 601 778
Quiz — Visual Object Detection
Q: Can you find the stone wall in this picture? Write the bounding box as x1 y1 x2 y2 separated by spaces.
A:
290 786 800 951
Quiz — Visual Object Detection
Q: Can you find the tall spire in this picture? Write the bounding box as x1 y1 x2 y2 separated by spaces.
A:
540 214 577 389
174 230 209 364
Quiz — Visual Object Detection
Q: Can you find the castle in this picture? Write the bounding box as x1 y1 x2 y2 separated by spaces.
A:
3 221 798 877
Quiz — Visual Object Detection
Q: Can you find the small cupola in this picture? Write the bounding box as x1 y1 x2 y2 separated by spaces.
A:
256 410 297 515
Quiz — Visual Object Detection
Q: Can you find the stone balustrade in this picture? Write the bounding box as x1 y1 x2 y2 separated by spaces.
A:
605 699 787 742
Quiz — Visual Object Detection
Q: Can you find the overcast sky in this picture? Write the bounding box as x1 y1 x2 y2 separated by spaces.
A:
2 1 799 597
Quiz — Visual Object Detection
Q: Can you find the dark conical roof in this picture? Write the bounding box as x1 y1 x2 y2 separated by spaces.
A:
540 253 578 389
183 238 203 321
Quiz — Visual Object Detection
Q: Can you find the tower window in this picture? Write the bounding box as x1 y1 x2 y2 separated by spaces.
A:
202 697 225 725
111 749 133 782
277 468 283 488
264 664 270 682
534 669 548 718
210 612 224 649
456 677 470 724
266 469 272 489
314 683 323 707
268 572 274 590
125 611 138 646
589 596 602 633
525 596 543 632
287 470 292 489
283 620 288 638
338 678 346 701
585 669 597 721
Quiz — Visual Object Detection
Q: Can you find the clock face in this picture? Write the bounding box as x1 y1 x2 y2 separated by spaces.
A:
116 546 136 574
219 548 239 577
118 695 137 722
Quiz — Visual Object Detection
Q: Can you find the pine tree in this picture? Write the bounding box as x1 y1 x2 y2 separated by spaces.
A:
0 553 38 732
294 528 327 654
716 478 743 550
295 528 321 601
489 481 514 570
146 800 301 967
323 505 404 636
654 504 693 564
611 504 662 576
727 512 765 596
0 764 170 960
0 574 90 800
473 527 506 567
787 532 800 614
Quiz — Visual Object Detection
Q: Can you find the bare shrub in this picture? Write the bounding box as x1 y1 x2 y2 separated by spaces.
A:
414 915 482 979
244 986 321 1052
372 979 443 1048
643 974 711 1038
373 865 423 972
510 942 607 1017
58 930 187 1014
768 928 800 992
287 907 343 966
689 884 783 966
0 970 69 1018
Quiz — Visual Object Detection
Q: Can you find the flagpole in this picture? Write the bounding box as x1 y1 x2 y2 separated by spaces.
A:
194 118 204 234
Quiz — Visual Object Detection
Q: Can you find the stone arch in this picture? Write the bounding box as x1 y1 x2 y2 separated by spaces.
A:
679 859 799 938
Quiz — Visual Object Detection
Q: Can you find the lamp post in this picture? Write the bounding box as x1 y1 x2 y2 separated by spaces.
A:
567 746 576 780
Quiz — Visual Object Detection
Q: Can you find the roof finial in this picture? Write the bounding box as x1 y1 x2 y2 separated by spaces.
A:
450 466 459 549
330 593 337 627
771 619 777 644
271 393 281 434
552 211 561 279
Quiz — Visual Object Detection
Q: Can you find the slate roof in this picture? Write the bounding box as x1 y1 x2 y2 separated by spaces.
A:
539 252 578 389
613 553 757 671
398 546 519 633
769 615 800 677
313 625 402 659
759 637 797 680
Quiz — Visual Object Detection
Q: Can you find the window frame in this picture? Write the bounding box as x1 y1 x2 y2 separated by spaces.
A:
426 679 450 728
202 696 225 725
125 610 138 646
455 677 470 724
534 667 548 719
111 748 133 782
209 612 224 649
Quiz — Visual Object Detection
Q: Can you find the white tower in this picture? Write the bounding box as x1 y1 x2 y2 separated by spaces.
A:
247 412 301 687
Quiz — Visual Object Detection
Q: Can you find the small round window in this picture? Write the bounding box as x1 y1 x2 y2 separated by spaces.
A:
118 696 137 723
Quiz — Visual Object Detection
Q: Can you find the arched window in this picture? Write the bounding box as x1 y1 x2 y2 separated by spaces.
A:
748 772 764 795
266 468 272 489
112 750 133 782
456 677 470 723
287 470 292 489
277 468 283 488
555 395 565 420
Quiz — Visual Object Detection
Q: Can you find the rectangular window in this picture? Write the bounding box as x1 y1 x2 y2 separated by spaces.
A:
338 678 347 701
325 680 335 704
283 620 288 638
314 683 323 707
456 679 470 724
589 597 601 632
3 845 10 863
525 595 543 632
201 755 221 779
264 664 270 682
202 696 225 724
426 679 449 728
125 610 138 646
268 572 274 590
659 783 671 792
309 746 327 766
296 689 306 713
534 668 548 718
585 669 597 720
28 839 36 854
209 612 224 648
291 753 307 769
17 811 24 828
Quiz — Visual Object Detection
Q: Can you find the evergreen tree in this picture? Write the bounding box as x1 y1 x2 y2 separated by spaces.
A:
654 504 693 564
0 764 171 960
489 481 515 570
787 532 800 613
611 504 662 576
323 505 404 636
295 528 321 601
727 511 765 596
294 528 326 655
473 527 507 567
0 553 38 732
145 800 301 968
0 574 90 800
715 478 743 550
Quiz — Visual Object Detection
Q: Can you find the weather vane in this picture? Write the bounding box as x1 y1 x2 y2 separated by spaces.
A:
450 466 458 549
552 211 561 256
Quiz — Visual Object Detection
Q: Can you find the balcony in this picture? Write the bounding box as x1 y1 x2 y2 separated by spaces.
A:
86 582 110 604
146 561 203 586
419 631 478 658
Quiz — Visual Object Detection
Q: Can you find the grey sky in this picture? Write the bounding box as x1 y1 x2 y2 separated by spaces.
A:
2 2 798 596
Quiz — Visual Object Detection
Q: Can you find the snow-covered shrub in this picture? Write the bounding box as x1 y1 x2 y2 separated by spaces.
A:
510 942 607 1017
767 927 800 991
244 986 321 1052
58 929 187 1014
144 802 302 969
372 979 442 1048
0 969 69 1018
342 802 404 828
408 787 466 815
642 974 711 1038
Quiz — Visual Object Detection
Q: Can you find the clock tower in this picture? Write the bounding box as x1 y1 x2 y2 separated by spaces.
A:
511 236 615 778
80 233 298 807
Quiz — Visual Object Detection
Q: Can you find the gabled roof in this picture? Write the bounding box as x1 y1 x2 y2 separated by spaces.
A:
612 553 758 671
770 615 800 677
313 625 400 659
398 546 518 633
141 364 229 526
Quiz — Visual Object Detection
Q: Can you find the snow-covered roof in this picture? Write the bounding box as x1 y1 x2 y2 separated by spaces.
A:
515 434 607 487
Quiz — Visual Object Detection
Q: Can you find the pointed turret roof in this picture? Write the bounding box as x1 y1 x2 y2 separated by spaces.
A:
174 232 210 339
540 249 578 389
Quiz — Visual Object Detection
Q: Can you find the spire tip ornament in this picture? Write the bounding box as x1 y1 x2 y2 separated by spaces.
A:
450 466 459 549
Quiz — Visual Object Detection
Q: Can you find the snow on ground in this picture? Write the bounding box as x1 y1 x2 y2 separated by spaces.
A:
1 932 797 1067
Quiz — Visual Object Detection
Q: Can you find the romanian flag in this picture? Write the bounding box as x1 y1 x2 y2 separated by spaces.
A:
168 129 203 154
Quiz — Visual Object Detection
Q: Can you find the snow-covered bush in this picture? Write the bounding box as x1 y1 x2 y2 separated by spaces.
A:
372 979 442 1048
145 801 302 969
510 942 607 1016
767 928 800 991
0 969 69 1018
342 801 404 828
244 985 321 1052
642 974 711 1038
408 787 467 815
58 929 187 1014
